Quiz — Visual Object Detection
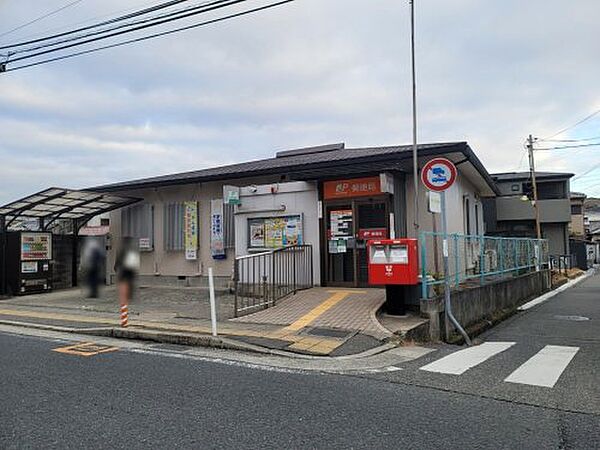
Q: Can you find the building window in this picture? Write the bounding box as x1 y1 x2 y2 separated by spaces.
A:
121 203 154 250
511 184 520 192
163 203 185 251
463 196 471 235
523 181 567 200
100 218 110 227
223 203 235 249
571 204 583 215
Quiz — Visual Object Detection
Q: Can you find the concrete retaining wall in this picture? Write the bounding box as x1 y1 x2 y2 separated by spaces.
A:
421 270 551 342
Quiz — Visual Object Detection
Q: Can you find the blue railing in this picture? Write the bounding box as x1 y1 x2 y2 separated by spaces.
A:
419 232 549 299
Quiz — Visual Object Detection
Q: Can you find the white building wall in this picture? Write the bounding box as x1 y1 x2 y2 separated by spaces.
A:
107 175 281 281
404 172 485 237
234 181 321 285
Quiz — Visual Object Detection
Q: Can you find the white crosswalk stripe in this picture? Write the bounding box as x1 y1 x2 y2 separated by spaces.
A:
504 345 579 388
419 342 516 375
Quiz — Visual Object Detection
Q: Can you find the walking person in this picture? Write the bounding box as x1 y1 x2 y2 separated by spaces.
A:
114 237 139 307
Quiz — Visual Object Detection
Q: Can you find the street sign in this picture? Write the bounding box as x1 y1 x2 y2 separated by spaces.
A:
421 158 457 192
427 191 442 214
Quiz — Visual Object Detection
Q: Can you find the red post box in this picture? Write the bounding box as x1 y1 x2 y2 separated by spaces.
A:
367 238 419 285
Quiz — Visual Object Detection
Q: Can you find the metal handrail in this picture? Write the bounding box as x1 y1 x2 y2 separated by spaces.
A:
233 244 313 317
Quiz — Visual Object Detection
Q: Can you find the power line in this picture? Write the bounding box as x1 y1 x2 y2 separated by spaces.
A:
4 0 295 73
534 142 600 151
539 136 600 143
542 108 600 140
0 0 193 51
4 0 249 64
572 161 600 181
5 0 234 58
0 0 86 40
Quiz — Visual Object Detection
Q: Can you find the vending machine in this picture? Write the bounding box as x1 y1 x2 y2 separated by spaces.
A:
5 231 53 295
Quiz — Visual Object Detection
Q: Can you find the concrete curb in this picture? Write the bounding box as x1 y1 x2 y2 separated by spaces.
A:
517 267 596 312
0 318 397 360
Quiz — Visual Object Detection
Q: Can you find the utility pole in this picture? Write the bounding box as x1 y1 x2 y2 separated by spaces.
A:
527 134 542 240
410 0 419 234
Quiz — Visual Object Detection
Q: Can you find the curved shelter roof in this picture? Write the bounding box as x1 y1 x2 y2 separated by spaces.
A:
0 187 140 230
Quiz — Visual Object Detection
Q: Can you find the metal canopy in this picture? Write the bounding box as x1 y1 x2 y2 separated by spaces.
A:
0 187 140 230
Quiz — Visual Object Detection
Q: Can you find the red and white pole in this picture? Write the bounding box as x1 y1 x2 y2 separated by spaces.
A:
120 303 129 328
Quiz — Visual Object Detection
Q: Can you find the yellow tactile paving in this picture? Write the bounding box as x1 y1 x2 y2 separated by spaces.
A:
282 290 367 332
0 306 346 354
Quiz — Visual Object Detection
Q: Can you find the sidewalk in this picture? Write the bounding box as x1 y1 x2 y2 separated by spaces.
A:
0 285 399 356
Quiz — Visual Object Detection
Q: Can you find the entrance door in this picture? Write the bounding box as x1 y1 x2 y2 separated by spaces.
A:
325 199 389 287
355 201 388 285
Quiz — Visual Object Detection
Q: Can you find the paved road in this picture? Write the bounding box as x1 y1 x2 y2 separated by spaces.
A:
366 271 600 418
1 273 599 449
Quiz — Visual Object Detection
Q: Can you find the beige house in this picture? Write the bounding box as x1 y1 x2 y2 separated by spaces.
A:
93 142 498 287
569 192 586 237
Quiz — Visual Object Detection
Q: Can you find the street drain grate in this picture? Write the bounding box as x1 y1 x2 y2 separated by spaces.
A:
553 315 590 322
303 327 354 339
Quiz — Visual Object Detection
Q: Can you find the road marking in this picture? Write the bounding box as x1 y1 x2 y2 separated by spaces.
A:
365 366 403 373
420 342 516 375
282 290 366 332
53 342 119 357
504 345 579 388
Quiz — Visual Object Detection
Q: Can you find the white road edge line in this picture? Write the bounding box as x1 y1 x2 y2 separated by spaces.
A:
419 342 516 375
518 267 596 311
504 345 579 388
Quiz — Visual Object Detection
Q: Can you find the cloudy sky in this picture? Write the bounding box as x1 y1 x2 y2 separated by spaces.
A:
1 0 599 204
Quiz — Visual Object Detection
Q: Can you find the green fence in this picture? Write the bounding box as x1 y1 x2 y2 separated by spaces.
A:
419 232 549 299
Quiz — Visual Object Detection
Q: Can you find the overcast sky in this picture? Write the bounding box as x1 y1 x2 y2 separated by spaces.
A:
1 0 599 204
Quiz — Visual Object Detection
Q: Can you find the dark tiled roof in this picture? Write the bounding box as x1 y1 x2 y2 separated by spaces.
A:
92 141 489 192
492 171 574 182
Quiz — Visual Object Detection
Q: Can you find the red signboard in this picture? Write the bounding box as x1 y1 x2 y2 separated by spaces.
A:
358 228 387 240
323 176 381 200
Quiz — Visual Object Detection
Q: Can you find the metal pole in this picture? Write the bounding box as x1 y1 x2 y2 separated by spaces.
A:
208 267 218 337
441 191 471 345
527 134 542 240
410 0 419 234
0 215 6 296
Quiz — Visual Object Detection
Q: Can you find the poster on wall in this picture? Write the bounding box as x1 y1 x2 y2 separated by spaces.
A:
249 220 265 248
248 215 303 249
330 210 353 238
21 233 52 261
184 201 198 260
210 199 226 260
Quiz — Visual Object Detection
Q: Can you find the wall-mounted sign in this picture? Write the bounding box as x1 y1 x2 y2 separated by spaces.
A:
358 228 387 240
248 215 303 249
21 233 52 261
139 237 152 250
421 158 457 192
323 176 382 200
184 201 199 260
223 185 241 205
210 199 226 259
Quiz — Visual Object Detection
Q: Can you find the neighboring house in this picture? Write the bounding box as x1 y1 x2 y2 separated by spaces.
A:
483 171 573 256
91 142 498 288
569 192 586 238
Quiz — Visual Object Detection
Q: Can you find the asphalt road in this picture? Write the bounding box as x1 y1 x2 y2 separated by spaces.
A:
1 274 599 449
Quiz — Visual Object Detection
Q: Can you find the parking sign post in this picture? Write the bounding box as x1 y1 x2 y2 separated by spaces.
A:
421 158 472 346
